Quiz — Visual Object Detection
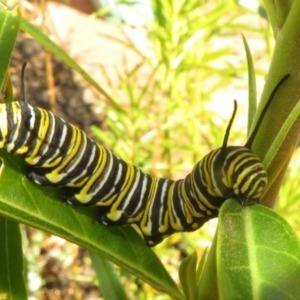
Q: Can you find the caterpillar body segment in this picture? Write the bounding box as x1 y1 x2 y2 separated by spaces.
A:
0 66 289 246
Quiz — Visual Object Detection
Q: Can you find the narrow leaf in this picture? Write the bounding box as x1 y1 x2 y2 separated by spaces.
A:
195 247 208 285
197 232 219 300
0 217 27 300
241 33 257 135
0 3 21 90
179 251 198 300
3 71 14 103
89 251 129 300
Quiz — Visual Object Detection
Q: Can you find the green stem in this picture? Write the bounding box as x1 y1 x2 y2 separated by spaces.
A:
253 1 300 208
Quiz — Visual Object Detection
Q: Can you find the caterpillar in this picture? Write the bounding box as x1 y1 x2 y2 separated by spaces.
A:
0 64 289 246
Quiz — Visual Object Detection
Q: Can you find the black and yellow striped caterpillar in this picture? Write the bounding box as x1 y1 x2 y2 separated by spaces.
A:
0 64 289 246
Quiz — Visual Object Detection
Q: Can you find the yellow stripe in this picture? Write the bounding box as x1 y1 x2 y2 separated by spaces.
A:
41 156 63 168
0 104 9 148
37 112 62 168
202 153 213 189
236 163 265 194
181 184 206 218
6 102 29 154
107 164 137 221
59 135 89 188
11 102 29 154
73 145 108 203
158 208 169 233
205 150 224 197
158 183 171 233
46 125 82 183
245 175 266 199
125 175 150 224
7 103 23 153
66 174 89 188
127 210 144 223
168 184 184 231
235 153 256 172
190 166 216 210
225 151 250 187
25 108 49 164
180 182 194 223
139 178 159 235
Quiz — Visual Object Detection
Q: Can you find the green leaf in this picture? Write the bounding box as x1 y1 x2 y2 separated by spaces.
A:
3 71 14 103
179 251 197 300
0 2 21 90
0 152 183 300
262 0 293 37
0 217 27 300
241 33 257 135
197 233 218 300
218 199 300 300
89 251 129 300
195 247 208 286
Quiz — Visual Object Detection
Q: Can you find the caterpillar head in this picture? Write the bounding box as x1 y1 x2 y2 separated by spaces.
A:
219 74 289 205
221 146 267 205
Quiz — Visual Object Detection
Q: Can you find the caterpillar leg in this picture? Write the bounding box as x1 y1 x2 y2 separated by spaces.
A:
143 234 163 247
61 188 89 206
97 206 125 226
26 167 51 185
97 207 164 246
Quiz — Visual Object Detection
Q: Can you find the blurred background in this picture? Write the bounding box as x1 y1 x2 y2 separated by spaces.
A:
4 0 300 298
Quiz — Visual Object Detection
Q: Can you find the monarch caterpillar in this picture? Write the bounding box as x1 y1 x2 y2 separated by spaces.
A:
0 64 289 246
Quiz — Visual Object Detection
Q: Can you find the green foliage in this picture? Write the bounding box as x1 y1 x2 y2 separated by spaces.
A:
252 0 300 208
262 0 293 37
217 200 300 299
218 199 300 299
241 33 257 134
0 217 27 300
179 251 198 300
0 3 20 91
89 252 130 300
0 0 300 299
92 0 258 179
0 4 27 299
0 151 182 299
179 200 300 299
